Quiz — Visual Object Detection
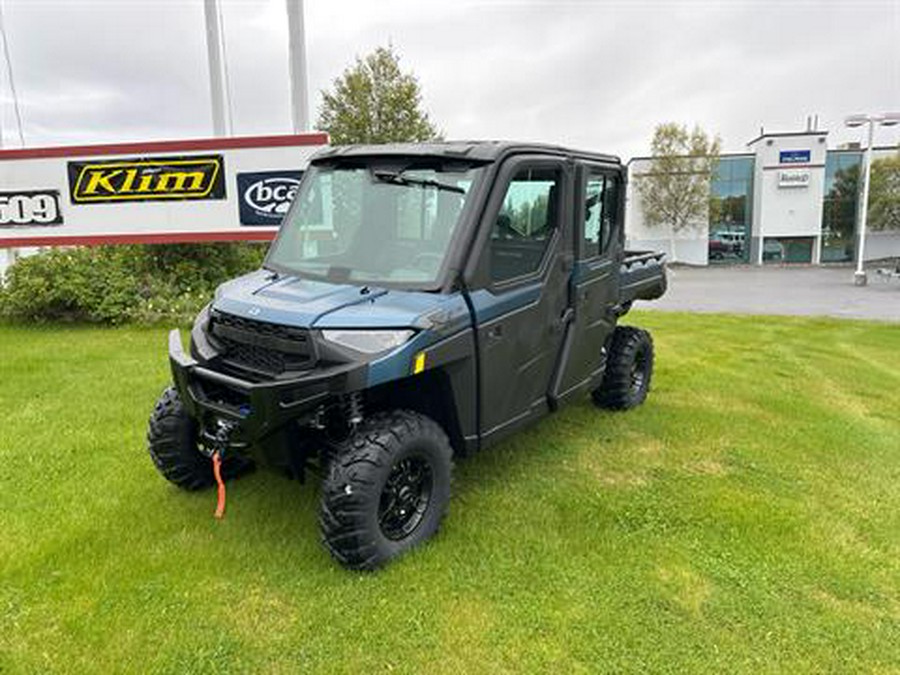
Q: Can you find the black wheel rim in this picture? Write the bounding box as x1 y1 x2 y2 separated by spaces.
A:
378 455 433 541
630 346 649 395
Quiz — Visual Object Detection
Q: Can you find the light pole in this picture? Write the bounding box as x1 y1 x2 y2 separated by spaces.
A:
844 112 900 286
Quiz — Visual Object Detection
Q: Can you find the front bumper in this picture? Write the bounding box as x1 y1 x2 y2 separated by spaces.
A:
168 329 366 448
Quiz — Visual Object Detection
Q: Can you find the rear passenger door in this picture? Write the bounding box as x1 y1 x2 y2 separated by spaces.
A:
552 164 623 402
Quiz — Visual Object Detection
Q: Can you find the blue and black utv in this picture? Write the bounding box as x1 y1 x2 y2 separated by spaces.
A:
147 141 667 570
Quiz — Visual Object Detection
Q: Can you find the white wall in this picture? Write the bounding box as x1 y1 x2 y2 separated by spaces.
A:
865 231 900 261
625 158 709 265
749 131 828 263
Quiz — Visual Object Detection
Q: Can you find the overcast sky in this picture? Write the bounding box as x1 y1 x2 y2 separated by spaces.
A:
0 0 897 160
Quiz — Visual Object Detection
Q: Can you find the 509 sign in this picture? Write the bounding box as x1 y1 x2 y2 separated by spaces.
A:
0 190 63 227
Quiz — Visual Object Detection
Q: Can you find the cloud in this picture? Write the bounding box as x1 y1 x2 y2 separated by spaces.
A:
0 0 897 158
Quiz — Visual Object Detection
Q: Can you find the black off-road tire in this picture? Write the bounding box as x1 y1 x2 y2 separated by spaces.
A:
319 410 453 571
592 326 654 410
146 386 253 490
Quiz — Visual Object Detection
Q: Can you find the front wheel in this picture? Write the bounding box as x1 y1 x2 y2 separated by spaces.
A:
146 387 253 490
592 326 654 410
319 410 453 571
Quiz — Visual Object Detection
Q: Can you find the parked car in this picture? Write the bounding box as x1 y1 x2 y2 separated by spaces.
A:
708 233 738 259
763 239 785 262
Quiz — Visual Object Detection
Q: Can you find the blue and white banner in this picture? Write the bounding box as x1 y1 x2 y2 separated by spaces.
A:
779 150 810 164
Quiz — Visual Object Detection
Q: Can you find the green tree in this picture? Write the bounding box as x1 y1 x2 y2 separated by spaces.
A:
636 123 721 261
316 45 441 145
868 153 900 231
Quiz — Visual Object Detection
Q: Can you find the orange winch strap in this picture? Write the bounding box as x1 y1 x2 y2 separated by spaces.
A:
212 452 226 519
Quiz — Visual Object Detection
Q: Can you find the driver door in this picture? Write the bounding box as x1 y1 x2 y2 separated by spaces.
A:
470 157 574 442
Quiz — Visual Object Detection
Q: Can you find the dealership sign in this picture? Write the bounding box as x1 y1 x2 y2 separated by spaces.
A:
0 190 63 226
778 169 811 188
237 170 303 226
779 150 810 164
68 154 226 204
0 134 327 247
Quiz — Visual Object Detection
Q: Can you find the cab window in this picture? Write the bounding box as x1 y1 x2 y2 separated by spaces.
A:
490 167 560 282
582 170 619 258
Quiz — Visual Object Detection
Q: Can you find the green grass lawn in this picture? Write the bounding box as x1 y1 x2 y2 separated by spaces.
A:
2 312 899 674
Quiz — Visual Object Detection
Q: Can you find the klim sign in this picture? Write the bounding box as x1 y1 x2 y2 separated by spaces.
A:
68 155 226 204
0 134 327 247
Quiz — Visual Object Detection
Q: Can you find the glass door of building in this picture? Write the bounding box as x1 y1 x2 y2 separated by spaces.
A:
821 151 861 263
708 156 754 264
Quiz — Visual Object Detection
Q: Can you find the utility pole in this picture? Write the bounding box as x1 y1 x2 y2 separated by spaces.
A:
203 0 227 137
285 0 309 133
856 120 875 286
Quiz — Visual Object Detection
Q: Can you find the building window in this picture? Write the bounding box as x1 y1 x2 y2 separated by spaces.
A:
763 236 814 264
821 151 861 263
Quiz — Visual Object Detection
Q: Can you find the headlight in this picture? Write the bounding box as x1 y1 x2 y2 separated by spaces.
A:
190 303 216 361
321 329 414 354
194 303 212 333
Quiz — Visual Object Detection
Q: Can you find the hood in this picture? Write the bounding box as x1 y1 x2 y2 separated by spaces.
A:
212 269 461 330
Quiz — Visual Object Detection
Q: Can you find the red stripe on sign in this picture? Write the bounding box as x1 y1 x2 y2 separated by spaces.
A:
0 230 278 247
0 133 328 161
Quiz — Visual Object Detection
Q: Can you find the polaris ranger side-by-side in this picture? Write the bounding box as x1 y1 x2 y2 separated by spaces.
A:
147 142 667 570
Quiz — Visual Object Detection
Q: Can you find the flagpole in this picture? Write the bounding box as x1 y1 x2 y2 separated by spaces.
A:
285 0 309 133
203 0 227 137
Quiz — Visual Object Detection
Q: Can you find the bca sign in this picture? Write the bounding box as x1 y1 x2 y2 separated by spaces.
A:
237 170 303 226
0 133 327 247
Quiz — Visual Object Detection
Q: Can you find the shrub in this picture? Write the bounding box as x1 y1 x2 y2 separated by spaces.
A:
0 243 267 324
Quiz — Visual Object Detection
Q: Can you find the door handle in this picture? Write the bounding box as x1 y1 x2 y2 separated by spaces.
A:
553 308 574 333
487 324 503 342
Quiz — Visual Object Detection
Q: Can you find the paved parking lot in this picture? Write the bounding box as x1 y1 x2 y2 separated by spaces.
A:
647 265 900 322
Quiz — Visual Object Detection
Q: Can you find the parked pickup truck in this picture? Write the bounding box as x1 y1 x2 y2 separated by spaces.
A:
147 141 667 570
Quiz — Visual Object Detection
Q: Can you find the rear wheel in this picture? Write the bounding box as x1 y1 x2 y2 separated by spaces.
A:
592 326 654 410
146 387 253 490
319 410 453 571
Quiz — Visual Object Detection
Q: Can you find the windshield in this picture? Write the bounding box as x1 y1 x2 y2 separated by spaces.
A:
266 162 484 286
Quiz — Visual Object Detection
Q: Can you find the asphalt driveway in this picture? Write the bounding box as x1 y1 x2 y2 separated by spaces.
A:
647 265 900 321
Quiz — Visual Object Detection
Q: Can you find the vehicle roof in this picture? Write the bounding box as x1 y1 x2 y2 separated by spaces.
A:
311 140 621 166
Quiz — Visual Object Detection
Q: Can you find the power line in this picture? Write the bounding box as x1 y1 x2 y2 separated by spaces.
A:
0 0 25 147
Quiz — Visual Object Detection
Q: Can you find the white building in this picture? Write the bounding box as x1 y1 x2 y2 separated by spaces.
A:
626 127 899 266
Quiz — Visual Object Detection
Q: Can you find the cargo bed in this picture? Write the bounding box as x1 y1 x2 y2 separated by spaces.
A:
620 250 667 306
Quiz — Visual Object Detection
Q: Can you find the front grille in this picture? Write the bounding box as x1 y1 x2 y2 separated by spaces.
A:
195 377 250 410
209 310 314 376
